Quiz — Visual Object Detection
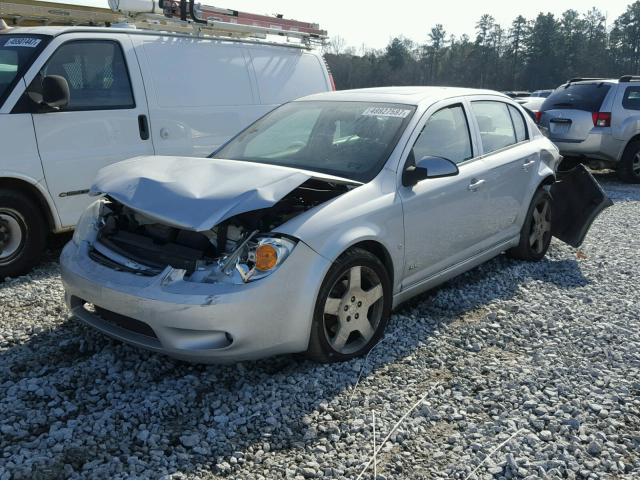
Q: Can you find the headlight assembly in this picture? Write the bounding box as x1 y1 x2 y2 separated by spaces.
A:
72 199 107 246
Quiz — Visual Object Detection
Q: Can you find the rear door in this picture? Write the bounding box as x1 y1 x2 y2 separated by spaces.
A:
468 99 535 242
23 33 154 227
538 82 613 142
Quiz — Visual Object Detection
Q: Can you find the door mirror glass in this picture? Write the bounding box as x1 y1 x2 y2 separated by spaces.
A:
403 155 459 186
42 75 69 109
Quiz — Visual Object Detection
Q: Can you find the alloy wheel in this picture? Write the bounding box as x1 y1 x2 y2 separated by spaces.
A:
322 265 384 355
0 211 25 263
529 198 551 254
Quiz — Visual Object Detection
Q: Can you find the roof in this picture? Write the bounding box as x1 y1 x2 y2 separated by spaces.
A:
297 86 508 105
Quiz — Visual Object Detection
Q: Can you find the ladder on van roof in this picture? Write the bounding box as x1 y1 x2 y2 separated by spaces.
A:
0 0 327 48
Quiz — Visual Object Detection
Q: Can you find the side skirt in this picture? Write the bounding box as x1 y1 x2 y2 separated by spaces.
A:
392 237 519 309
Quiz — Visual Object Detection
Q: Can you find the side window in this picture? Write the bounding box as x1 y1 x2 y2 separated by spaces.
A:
508 104 528 142
622 86 640 111
411 104 473 165
39 40 134 111
471 101 517 154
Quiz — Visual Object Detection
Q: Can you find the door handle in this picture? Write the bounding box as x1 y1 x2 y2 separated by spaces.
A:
522 159 536 169
468 178 486 191
138 114 150 140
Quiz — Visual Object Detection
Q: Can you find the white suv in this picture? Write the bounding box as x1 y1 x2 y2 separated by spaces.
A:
537 76 640 183
0 27 332 278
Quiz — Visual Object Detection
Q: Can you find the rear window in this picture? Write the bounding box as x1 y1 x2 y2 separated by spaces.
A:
622 86 640 111
541 83 611 112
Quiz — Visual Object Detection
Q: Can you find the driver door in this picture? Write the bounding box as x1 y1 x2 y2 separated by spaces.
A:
399 101 493 288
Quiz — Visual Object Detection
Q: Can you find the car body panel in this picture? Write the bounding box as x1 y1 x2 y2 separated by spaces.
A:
91 155 358 232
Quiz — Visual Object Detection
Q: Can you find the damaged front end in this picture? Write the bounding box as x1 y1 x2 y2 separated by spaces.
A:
76 178 352 285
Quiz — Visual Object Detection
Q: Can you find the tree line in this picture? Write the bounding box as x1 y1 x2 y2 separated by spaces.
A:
323 2 640 91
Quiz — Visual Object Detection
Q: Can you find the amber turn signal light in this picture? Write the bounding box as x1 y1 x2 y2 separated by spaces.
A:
255 244 278 271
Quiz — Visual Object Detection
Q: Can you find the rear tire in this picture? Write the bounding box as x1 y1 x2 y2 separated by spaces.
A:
306 248 391 363
617 140 640 184
0 190 47 280
507 189 552 261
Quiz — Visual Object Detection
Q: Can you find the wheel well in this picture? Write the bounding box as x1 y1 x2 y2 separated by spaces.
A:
622 134 640 157
0 178 55 231
538 175 555 191
348 240 394 285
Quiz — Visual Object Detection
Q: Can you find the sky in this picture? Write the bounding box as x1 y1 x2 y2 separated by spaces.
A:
56 0 632 50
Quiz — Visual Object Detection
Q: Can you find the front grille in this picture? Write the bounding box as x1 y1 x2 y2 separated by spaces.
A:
86 303 158 339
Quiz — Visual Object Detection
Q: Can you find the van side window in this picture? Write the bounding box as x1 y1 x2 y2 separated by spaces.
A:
39 40 134 111
411 104 473 165
622 86 640 111
471 101 517 154
508 105 528 142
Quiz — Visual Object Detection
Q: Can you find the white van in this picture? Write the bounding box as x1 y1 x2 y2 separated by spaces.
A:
0 27 333 277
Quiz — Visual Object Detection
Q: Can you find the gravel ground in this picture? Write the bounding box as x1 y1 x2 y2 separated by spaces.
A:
1 173 638 480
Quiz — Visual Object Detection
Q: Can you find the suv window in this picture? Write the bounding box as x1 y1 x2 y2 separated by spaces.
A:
39 40 134 111
622 86 640 111
411 104 473 165
540 83 611 112
471 101 517 154
508 105 528 142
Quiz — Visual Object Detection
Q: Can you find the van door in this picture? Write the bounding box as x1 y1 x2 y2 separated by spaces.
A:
132 35 260 157
21 33 154 227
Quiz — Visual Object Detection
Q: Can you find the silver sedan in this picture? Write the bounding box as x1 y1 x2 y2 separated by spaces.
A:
61 87 611 363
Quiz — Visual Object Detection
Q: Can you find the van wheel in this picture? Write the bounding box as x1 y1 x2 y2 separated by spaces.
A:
0 190 47 279
507 189 552 261
617 140 640 184
306 248 391 363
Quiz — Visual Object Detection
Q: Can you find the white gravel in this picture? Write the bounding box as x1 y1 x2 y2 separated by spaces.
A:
1 172 639 479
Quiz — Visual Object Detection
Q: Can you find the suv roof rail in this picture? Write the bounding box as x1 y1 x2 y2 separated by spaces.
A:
619 75 640 83
565 77 608 84
1 0 327 48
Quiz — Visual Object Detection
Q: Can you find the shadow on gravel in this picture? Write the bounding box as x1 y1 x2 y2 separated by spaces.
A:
0 243 591 478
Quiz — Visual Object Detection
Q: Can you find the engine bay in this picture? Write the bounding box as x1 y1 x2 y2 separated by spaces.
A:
91 178 352 276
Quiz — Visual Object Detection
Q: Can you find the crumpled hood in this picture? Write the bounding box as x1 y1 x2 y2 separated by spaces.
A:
91 156 356 231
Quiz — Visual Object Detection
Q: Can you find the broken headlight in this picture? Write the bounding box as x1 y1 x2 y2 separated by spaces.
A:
72 199 107 246
193 235 297 284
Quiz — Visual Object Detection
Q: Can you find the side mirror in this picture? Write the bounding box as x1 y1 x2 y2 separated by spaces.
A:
402 155 459 187
42 75 70 109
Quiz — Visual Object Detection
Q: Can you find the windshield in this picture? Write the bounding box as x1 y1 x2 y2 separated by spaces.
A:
0 34 49 106
541 83 611 112
212 101 416 182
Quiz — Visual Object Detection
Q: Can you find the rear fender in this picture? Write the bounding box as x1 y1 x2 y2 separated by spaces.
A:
550 165 612 248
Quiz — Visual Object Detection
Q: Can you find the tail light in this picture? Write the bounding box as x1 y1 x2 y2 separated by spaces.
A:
534 111 542 124
328 73 336 91
592 112 611 127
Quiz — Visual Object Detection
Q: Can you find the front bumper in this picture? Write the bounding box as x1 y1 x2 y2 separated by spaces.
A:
60 240 331 363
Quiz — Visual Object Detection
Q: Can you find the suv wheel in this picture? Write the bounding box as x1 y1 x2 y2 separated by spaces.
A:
0 190 47 279
507 189 553 261
618 140 640 184
306 248 391 363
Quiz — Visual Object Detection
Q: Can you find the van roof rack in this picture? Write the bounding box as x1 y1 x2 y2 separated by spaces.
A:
619 75 640 83
0 0 327 48
565 77 608 84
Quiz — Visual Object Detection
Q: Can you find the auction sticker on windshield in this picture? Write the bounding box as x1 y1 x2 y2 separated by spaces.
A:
3 38 42 48
362 106 412 118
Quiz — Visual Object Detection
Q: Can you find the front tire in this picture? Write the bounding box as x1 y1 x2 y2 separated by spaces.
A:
507 189 552 261
617 140 640 184
0 190 47 279
306 248 391 363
